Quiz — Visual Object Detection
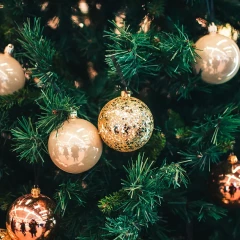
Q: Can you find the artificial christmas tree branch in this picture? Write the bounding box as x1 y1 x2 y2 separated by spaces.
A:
17 18 58 85
190 106 240 146
54 179 86 216
11 117 47 163
2 0 240 239
179 145 222 171
36 88 79 134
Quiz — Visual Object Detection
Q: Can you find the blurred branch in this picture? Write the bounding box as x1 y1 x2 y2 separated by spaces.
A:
190 106 240 146
178 145 222 171
104 215 140 240
54 179 86 217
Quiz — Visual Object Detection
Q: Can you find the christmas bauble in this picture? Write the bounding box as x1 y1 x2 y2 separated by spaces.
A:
6 187 57 240
194 25 240 84
0 229 11 240
210 154 240 205
48 117 102 174
0 45 25 95
98 91 154 152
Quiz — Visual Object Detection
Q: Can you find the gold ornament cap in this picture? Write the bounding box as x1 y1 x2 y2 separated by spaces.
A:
121 90 131 98
227 153 238 165
31 185 41 198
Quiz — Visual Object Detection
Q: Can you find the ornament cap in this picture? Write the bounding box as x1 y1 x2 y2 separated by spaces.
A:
4 44 14 56
31 185 41 198
208 22 217 34
227 153 238 165
121 90 131 98
69 110 78 119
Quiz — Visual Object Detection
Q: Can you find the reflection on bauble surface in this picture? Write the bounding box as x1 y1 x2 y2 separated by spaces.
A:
6 190 57 240
211 159 240 206
194 32 240 84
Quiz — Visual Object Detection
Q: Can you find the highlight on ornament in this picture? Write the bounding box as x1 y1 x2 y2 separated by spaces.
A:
6 186 57 240
48 111 102 174
0 44 25 95
0 229 11 240
98 90 154 152
194 22 240 84
211 153 240 205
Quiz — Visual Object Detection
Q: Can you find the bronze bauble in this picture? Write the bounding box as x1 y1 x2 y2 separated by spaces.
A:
6 188 57 240
0 229 11 240
211 157 240 206
98 91 154 152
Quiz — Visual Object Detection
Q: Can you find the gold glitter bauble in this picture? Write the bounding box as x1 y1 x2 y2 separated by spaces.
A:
48 118 102 174
0 229 11 240
6 187 57 240
210 155 240 206
0 53 25 95
194 32 240 84
98 91 154 152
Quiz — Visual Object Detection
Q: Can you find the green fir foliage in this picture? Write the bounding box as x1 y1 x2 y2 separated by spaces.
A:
138 129 166 162
11 117 47 163
104 215 140 240
0 87 39 110
98 189 127 214
1 0 240 239
147 0 165 17
156 161 189 189
190 106 240 146
17 18 58 85
54 179 86 217
36 88 78 134
105 21 160 87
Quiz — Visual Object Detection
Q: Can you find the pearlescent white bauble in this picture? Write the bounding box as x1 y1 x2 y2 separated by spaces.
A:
48 118 102 174
194 32 240 84
0 53 25 95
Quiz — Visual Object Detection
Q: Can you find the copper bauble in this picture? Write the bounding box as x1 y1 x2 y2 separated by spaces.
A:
48 117 102 174
194 31 240 84
210 155 240 206
6 187 57 240
0 229 11 240
0 48 25 95
98 91 154 152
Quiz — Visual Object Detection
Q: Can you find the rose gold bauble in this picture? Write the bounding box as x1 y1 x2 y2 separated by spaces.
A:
194 32 240 84
6 187 57 240
0 53 25 95
0 229 11 240
210 154 240 206
98 91 154 152
48 118 102 174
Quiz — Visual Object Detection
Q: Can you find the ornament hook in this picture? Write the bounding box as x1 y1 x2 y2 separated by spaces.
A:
4 44 14 55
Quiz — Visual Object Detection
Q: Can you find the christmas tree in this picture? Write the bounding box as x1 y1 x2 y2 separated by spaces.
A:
1 0 240 239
